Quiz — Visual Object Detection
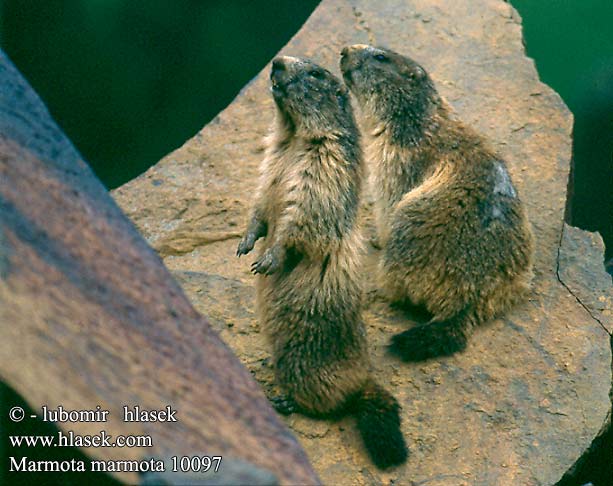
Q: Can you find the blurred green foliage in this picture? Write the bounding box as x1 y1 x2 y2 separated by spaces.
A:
0 0 320 188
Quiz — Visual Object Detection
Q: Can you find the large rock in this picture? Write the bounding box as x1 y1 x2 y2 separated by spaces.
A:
114 0 612 484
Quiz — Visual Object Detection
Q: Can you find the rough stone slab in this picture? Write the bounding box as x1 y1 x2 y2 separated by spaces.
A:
558 224 613 336
114 1 613 484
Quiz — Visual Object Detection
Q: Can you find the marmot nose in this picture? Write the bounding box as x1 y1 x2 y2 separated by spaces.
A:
341 46 349 58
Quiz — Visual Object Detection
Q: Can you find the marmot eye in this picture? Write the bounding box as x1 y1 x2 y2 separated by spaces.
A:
374 53 388 62
309 70 324 79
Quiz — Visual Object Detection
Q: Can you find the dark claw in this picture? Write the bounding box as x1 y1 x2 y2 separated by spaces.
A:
270 395 297 415
250 249 279 275
250 259 266 275
236 234 255 257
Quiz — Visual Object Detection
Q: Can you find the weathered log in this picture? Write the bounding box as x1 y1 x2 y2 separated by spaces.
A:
0 50 319 485
113 1 613 485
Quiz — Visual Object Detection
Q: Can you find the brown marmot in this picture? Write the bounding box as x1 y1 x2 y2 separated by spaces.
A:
236 56 408 469
340 45 534 362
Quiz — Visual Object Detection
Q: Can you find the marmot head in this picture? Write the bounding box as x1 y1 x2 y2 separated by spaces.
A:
340 45 440 141
270 56 356 139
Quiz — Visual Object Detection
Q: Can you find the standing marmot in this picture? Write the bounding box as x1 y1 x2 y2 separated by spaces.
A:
340 45 534 362
236 56 408 469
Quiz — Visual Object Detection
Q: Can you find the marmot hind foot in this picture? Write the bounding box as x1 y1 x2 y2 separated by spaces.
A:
388 319 467 362
269 394 298 415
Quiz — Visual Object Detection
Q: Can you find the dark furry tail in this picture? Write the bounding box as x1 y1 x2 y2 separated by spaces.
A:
352 379 408 469
388 309 474 362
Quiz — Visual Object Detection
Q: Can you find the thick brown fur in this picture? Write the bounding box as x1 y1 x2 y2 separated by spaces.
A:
237 56 408 469
340 45 535 362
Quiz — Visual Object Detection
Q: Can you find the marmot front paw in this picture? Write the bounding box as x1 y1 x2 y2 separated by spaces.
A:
251 247 282 275
236 233 256 257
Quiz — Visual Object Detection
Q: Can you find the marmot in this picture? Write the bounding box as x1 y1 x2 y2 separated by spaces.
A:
340 45 534 362
236 56 408 469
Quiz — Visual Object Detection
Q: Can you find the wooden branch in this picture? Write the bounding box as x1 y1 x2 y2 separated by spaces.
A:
0 50 319 485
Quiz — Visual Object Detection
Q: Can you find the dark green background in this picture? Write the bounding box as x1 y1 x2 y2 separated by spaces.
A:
512 0 613 263
0 1 611 485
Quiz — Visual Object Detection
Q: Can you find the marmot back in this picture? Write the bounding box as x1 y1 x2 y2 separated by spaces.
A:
341 44 534 362
237 56 408 469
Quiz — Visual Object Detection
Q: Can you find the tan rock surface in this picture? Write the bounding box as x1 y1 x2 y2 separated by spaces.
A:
114 0 612 484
